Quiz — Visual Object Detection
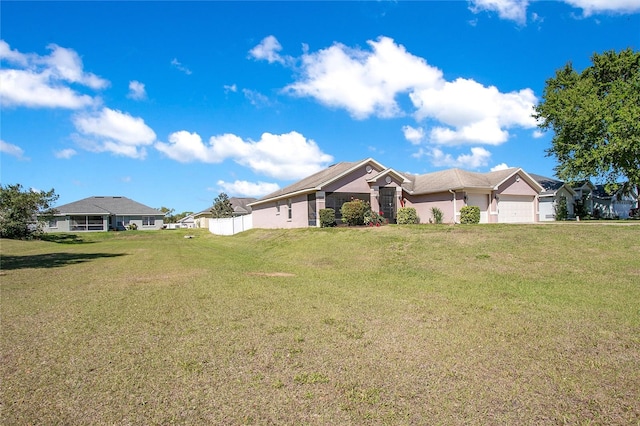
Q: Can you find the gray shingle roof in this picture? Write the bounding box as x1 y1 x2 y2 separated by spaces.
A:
54 196 163 215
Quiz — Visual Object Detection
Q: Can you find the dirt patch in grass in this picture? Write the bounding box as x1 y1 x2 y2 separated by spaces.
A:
247 272 296 277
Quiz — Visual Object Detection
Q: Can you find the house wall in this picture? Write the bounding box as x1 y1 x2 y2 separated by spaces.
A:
251 194 309 228
405 192 459 224
324 164 382 193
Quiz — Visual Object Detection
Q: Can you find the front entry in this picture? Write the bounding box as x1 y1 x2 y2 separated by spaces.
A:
379 187 396 223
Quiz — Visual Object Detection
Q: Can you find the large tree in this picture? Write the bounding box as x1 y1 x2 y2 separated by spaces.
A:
533 48 640 197
0 184 59 239
211 192 234 218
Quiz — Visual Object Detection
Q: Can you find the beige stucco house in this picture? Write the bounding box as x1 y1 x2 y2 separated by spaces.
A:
249 158 543 228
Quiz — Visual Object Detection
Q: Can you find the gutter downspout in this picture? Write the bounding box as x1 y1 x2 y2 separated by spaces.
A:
449 189 456 224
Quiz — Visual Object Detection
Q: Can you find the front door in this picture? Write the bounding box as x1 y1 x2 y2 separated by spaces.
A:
379 187 396 223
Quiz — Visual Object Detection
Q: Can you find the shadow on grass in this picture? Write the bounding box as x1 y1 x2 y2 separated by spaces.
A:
0 252 127 270
40 234 94 244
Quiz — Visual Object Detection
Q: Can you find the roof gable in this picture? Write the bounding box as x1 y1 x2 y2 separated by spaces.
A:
251 158 386 205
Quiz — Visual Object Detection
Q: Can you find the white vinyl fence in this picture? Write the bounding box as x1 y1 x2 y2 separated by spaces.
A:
208 214 253 235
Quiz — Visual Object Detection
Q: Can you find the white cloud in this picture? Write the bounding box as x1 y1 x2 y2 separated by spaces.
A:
0 139 28 160
469 0 529 25
171 58 192 75
0 40 107 109
224 83 237 93
72 107 157 159
428 147 492 169
566 0 640 15
249 35 285 64
402 125 425 145
216 180 280 197
127 80 146 100
242 89 270 107
468 0 640 24
54 148 77 159
533 130 545 138
491 162 510 171
156 130 333 180
263 36 535 145
284 36 444 119
410 78 537 145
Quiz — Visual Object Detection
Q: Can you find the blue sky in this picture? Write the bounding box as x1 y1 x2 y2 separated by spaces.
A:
1 1 639 213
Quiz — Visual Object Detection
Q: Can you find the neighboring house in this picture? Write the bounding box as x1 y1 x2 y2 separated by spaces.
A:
249 158 543 228
43 196 164 232
591 184 638 219
177 214 196 228
193 197 257 228
530 174 577 221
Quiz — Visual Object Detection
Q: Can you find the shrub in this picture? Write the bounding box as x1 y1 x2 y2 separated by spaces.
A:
397 207 419 224
127 223 138 230
340 199 369 226
364 209 384 226
554 197 568 221
460 206 480 224
319 208 336 227
431 207 444 224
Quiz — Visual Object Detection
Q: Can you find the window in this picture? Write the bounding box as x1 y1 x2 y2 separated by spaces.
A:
70 215 104 231
48 218 58 228
142 216 155 226
276 201 280 215
287 199 292 220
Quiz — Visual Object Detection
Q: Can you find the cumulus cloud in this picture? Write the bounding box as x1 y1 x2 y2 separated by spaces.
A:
426 147 492 169
0 40 107 109
216 180 280 197
242 89 271 107
54 148 77 159
469 0 529 25
155 130 333 180
72 107 157 159
411 78 537 145
0 139 28 160
402 125 425 145
490 162 510 171
127 80 146 100
258 36 536 146
283 36 444 119
249 35 286 64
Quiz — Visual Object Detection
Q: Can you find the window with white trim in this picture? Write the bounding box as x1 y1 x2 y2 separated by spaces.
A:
142 216 155 226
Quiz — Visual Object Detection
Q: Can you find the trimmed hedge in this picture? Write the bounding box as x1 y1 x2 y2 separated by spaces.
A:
460 205 480 224
397 207 419 224
340 199 370 226
319 208 336 227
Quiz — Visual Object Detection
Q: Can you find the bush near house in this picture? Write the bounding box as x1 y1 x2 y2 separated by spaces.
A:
319 208 336 227
554 197 569 221
460 205 480 224
364 209 385 226
397 207 419 224
431 207 444 224
340 199 370 226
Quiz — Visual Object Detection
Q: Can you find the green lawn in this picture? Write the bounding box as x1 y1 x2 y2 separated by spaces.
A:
1 224 639 425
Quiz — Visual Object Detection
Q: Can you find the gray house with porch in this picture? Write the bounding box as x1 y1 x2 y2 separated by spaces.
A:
44 196 164 232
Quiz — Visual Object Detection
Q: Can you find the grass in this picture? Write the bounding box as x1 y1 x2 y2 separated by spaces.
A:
1 224 639 425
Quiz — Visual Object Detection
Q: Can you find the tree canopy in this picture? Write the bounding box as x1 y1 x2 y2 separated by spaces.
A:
211 193 234 218
533 48 640 196
0 184 59 239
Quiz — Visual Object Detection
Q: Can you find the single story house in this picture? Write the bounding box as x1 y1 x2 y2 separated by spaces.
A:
591 184 638 219
43 196 164 232
530 174 577 221
249 158 543 228
193 197 257 228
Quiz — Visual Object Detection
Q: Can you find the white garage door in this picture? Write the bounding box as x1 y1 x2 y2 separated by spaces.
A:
467 194 489 223
498 195 535 223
